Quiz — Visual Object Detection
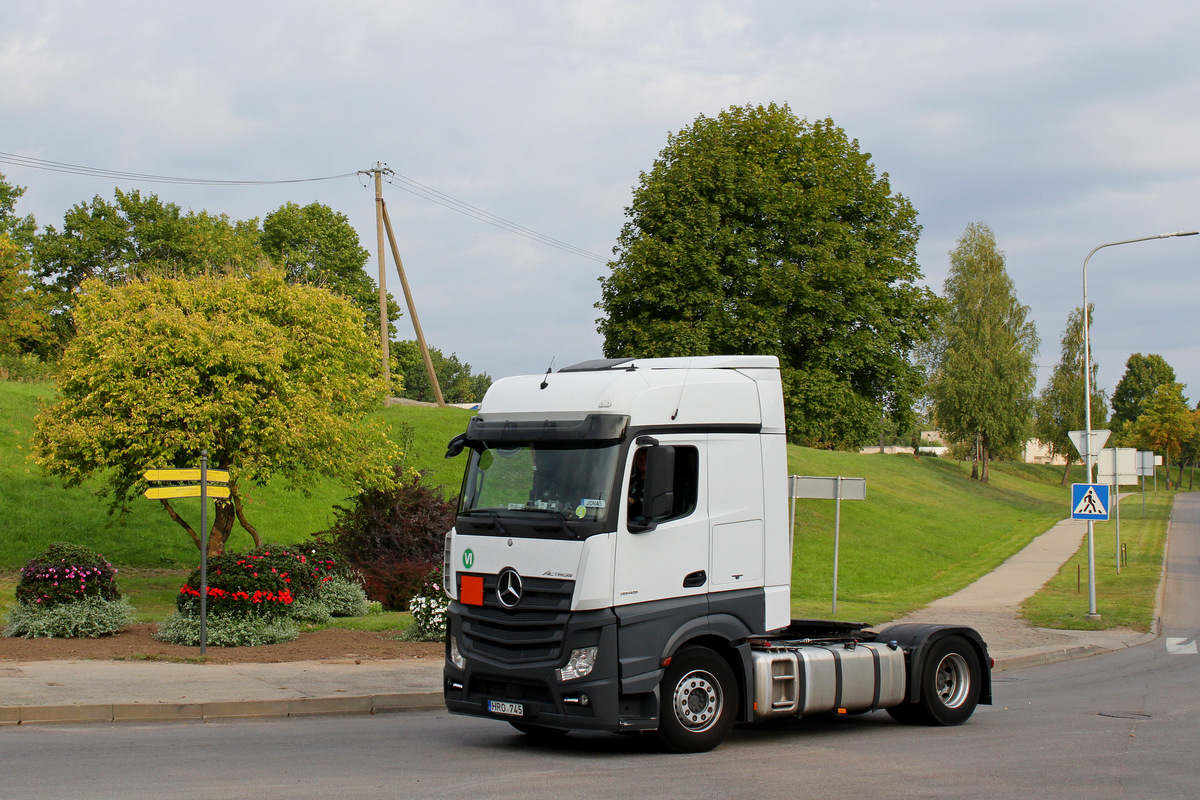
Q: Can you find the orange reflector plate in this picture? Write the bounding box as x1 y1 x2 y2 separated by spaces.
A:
461 575 484 606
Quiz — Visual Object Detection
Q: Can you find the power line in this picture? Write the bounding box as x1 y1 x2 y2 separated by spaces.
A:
0 151 356 185
363 165 607 263
1 151 611 264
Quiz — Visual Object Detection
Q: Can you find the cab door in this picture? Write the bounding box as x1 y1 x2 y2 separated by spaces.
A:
611 435 709 607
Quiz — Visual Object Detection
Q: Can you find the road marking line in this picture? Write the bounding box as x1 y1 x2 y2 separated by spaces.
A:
1166 637 1198 655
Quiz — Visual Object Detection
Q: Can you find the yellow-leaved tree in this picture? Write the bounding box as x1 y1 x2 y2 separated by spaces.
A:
32 267 402 556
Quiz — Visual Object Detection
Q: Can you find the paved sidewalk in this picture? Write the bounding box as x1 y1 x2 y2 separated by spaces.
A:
885 513 1155 670
1 512 1158 726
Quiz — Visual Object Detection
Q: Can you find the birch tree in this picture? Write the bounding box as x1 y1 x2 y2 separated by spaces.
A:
927 222 1039 482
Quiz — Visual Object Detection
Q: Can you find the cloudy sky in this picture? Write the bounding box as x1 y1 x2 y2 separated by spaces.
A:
4 1 1200 406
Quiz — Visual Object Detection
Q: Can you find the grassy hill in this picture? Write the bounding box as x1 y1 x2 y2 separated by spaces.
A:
0 381 473 569
2 379 1169 628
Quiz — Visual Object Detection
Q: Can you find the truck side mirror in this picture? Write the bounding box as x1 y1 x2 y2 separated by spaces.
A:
445 433 467 459
630 445 674 532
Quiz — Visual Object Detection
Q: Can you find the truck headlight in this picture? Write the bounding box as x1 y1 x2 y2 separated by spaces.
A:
555 647 598 682
448 637 466 670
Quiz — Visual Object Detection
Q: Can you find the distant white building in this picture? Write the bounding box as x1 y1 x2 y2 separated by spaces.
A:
860 431 1066 464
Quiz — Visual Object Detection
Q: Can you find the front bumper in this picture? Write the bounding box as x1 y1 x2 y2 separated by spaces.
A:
443 604 659 733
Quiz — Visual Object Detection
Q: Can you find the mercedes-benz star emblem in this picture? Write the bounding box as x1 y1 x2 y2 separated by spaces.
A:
496 567 523 609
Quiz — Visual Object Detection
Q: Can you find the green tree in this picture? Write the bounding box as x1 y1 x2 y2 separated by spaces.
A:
0 234 53 356
927 222 1039 482
393 341 492 405
0 172 38 250
1129 383 1194 489
597 103 937 449
260 201 399 334
32 189 266 344
1111 353 1177 428
1034 306 1107 485
31 269 402 556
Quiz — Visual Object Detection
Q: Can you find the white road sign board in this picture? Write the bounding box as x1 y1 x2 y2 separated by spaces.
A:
1068 429 1111 460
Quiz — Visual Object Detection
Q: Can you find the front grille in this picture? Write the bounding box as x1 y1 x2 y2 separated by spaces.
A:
459 574 575 663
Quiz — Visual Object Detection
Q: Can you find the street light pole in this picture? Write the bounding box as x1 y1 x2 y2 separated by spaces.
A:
1081 230 1197 620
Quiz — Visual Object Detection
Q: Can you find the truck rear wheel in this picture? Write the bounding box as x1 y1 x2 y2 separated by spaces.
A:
887 635 981 726
656 646 738 753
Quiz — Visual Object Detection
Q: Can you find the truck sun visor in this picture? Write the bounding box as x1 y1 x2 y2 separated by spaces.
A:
465 413 630 443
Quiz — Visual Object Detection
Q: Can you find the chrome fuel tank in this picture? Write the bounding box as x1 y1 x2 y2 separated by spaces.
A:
750 642 906 720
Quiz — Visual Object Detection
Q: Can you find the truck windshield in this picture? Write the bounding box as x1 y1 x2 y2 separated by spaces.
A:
459 442 621 523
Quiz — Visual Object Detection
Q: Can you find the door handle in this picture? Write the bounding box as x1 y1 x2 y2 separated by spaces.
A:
683 570 707 588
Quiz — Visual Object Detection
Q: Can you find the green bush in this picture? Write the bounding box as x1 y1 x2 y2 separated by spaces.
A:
153 611 299 647
289 596 334 626
318 574 371 618
4 596 134 638
15 542 122 608
0 353 57 383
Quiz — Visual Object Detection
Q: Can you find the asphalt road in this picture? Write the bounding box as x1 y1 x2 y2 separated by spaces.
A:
3 497 1198 800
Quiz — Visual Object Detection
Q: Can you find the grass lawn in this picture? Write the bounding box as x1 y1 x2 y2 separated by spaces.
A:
785 450 1075 624
1022 490 1172 632
0 381 472 570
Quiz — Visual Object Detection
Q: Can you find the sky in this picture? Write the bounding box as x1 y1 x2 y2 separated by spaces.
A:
4 0 1200 408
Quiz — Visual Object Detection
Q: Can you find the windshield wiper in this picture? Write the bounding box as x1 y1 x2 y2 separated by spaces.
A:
463 509 508 535
522 506 572 524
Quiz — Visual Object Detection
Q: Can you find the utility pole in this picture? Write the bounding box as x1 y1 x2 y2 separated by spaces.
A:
373 165 392 405
381 200 445 406
364 163 445 407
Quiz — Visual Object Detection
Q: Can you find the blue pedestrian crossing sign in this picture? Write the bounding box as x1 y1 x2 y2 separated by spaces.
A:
1071 483 1110 520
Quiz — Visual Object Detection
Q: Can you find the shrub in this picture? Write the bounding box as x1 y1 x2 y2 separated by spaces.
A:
153 611 299 647
318 574 371 618
15 542 122 608
176 544 320 619
289 597 334 627
0 353 57 383
406 566 448 641
4 596 134 638
321 470 456 610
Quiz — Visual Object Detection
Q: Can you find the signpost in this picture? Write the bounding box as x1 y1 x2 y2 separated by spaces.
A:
1097 448 1137 574
789 476 866 613
143 452 228 653
1136 451 1156 517
1068 429 1110 621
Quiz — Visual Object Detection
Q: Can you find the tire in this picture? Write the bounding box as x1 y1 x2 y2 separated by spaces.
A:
887 636 981 726
509 721 569 740
655 646 738 753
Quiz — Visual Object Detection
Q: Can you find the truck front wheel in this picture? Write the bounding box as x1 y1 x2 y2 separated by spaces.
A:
888 635 981 726
656 646 738 753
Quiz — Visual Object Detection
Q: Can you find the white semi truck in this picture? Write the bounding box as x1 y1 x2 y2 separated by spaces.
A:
442 355 990 752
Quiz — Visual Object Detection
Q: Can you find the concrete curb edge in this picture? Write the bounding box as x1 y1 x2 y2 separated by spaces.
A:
0 691 444 726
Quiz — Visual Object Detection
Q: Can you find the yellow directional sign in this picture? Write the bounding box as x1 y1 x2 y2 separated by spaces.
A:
144 484 231 500
143 468 230 484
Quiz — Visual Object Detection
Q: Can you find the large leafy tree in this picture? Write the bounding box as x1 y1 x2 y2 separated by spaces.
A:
927 222 1039 482
260 201 399 335
32 189 264 344
0 174 51 357
1129 382 1194 489
0 234 53 356
0 172 38 250
31 269 402 557
597 103 938 449
1111 353 1177 428
1034 306 1107 485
